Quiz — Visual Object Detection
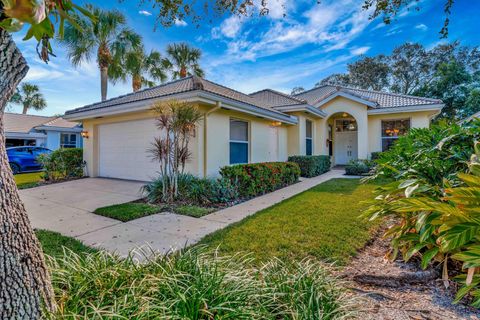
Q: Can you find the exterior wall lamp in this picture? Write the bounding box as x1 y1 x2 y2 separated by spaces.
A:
81 131 89 139
270 121 282 127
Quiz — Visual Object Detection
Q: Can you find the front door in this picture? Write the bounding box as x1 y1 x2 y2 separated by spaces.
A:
334 118 358 165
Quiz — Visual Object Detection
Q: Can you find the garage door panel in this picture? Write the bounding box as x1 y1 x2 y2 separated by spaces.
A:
98 119 160 181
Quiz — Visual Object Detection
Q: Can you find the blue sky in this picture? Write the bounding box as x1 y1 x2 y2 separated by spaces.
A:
7 0 479 116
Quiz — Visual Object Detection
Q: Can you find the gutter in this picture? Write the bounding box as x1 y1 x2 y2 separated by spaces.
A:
34 126 83 132
367 103 444 115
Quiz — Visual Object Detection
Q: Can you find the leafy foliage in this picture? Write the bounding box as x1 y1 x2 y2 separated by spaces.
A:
288 155 331 178
165 42 204 79
345 159 375 176
9 82 47 114
148 100 203 203
46 247 352 319
143 173 239 206
109 45 169 92
220 162 300 198
37 148 84 181
312 42 480 120
364 120 480 306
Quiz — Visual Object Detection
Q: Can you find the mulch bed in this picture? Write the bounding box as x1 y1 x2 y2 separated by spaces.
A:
339 233 480 320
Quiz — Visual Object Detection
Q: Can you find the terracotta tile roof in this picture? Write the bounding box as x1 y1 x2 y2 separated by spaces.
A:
4 113 80 133
66 76 288 117
295 85 443 108
40 117 81 129
249 89 307 108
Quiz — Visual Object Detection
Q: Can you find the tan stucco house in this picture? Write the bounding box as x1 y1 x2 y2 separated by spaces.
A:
64 76 443 181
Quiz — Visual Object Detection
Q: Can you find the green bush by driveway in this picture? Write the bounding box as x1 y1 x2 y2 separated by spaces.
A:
200 178 382 265
220 162 300 198
288 155 331 177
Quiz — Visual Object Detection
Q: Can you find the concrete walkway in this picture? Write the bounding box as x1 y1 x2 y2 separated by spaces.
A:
22 169 348 257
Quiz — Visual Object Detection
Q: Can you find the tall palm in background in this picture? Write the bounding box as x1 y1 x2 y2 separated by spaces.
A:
165 43 204 79
60 5 141 101
10 83 47 114
109 46 169 92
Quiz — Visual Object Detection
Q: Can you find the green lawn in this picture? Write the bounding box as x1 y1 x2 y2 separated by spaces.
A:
199 178 382 265
94 202 162 222
14 172 43 189
174 205 216 218
36 229 97 259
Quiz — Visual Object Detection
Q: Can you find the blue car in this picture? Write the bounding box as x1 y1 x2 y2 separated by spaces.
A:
7 146 52 174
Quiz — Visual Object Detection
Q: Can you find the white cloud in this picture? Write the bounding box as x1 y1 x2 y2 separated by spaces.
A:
351 46 370 55
209 52 354 94
211 0 374 63
216 16 245 38
415 23 428 31
24 66 65 81
175 19 188 27
138 10 152 16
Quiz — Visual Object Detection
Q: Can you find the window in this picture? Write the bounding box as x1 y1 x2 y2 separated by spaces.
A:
335 119 357 132
381 119 410 151
305 120 313 156
230 119 249 164
61 133 77 148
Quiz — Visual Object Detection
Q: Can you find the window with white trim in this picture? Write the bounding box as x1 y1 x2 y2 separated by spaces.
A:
381 119 410 151
60 133 77 148
229 119 249 164
305 119 313 156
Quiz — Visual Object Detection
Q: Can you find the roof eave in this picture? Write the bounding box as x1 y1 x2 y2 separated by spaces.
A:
64 90 298 125
274 104 327 118
314 91 378 108
367 103 444 115
34 125 83 132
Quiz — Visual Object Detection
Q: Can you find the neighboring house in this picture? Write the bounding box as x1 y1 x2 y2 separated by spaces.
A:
64 76 443 181
5 113 83 150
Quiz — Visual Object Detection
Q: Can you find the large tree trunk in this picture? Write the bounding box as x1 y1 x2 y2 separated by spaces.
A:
0 29 55 319
22 104 28 114
100 66 108 101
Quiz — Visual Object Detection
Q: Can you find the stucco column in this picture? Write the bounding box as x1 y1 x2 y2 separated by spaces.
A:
357 112 369 159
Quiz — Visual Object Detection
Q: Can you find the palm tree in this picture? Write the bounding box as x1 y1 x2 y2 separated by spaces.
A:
9 83 47 114
165 43 204 79
109 45 169 92
60 5 141 101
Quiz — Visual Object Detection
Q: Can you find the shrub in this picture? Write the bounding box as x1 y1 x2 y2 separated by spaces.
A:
38 148 84 181
370 152 382 160
345 159 375 176
46 247 352 319
288 155 331 178
220 162 300 198
373 119 480 186
143 173 239 206
364 119 480 307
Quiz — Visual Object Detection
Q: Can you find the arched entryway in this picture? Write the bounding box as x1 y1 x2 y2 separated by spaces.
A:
328 112 358 165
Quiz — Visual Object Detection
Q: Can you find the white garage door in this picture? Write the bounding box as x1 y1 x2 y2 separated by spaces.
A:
98 119 160 181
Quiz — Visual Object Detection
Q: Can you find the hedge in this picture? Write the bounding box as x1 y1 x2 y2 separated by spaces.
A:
345 159 375 176
38 148 84 181
220 162 300 198
287 155 331 178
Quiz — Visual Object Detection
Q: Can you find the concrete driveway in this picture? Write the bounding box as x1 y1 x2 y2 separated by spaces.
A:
21 178 145 238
